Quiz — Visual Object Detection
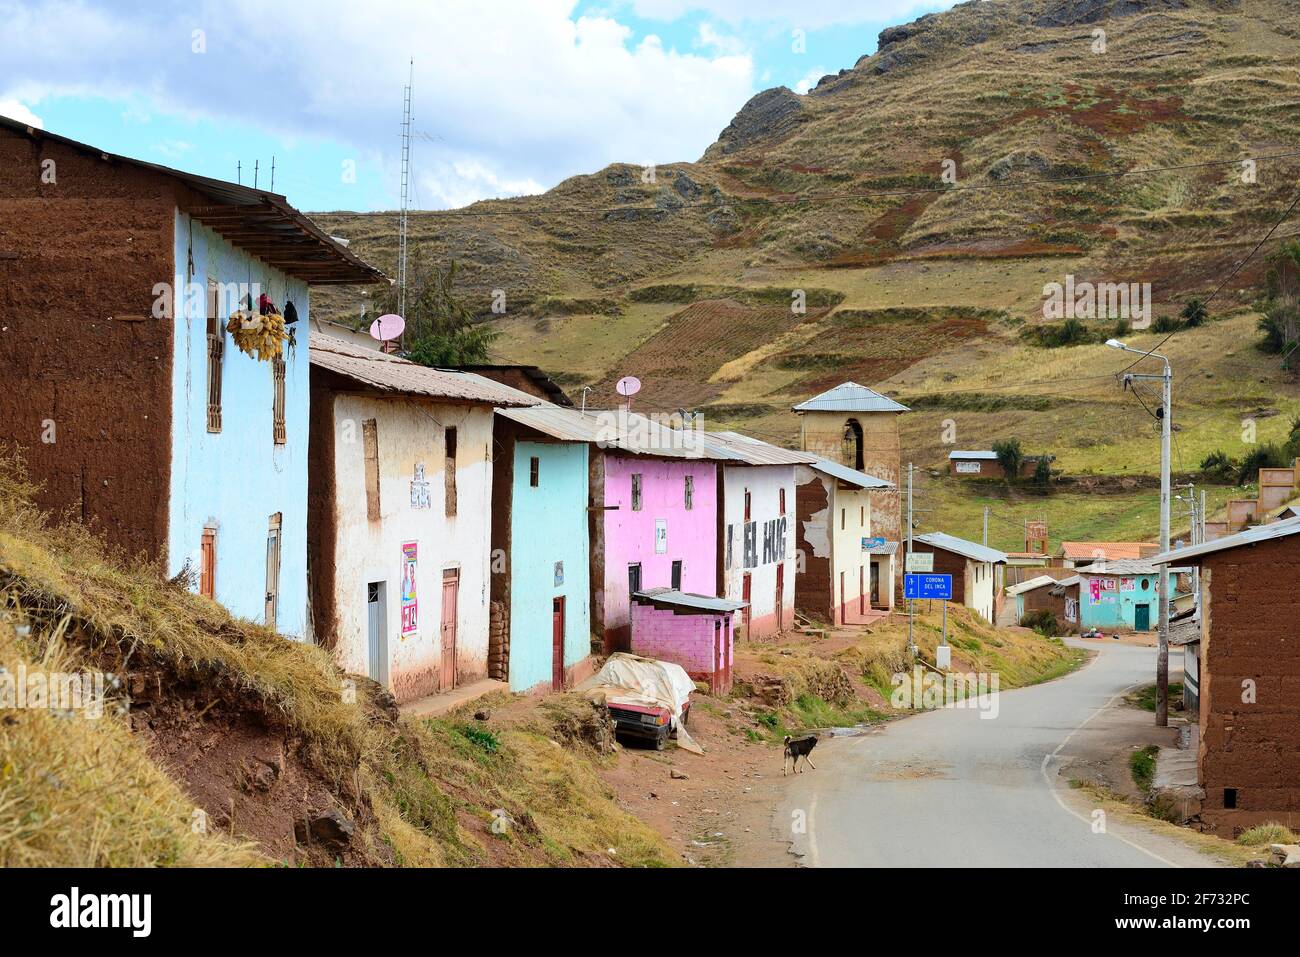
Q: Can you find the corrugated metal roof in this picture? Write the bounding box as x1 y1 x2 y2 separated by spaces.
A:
310 334 540 407
914 532 1008 564
702 431 818 466
1049 575 1081 595
1169 616 1201 646
496 406 738 460
1152 515 1300 564
948 450 999 460
792 382 910 413
1060 541 1155 560
632 588 747 613
1078 559 1162 576
806 456 895 489
0 116 385 286
1006 575 1058 596
864 540 899 555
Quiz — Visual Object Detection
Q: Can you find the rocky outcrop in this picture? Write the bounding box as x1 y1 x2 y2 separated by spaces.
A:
1034 0 1192 28
710 86 803 156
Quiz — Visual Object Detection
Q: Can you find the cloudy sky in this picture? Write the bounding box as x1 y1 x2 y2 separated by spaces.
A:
0 0 956 211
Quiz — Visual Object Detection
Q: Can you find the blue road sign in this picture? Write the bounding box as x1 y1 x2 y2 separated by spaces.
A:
904 573 953 600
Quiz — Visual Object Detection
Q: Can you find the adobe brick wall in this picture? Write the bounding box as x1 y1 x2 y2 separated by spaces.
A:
1197 533 1300 834
306 375 339 649
794 475 832 620
0 128 175 560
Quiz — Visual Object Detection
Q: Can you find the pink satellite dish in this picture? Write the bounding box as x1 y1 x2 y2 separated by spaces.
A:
369 313 405 342
615 376 642 397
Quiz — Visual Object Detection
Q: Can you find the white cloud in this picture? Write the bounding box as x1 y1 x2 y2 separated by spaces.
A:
0 98 43 127
793 66 828 95
0 0 755 209
696 22 746 55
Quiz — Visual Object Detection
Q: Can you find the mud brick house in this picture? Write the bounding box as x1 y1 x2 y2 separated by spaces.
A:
456 365 573 406
307 334 537 702
910 532 1008 625
0 119 383 636
1154 518 1300 834
1056 541 1158 569
793 457 896 626
947 450 1054 478
1008 574 1080 632
489 408 594 693
696 431 816 640
630 588 745 694
793 383 907 597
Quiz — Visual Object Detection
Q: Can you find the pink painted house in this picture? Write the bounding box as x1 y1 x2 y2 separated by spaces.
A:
631 588 744 694
494 406 733 652
597 453 721 650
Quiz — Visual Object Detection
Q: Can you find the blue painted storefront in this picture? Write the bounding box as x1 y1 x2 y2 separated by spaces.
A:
508 440 591 691
1078 571 1175 632
167 213 310 638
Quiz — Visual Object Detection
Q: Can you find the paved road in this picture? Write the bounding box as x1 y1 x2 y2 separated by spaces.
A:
780 640 1216 868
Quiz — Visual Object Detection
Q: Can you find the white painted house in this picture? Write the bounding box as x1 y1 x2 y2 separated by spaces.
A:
307 334 538 702
910 532 1008 624
700 431 816 639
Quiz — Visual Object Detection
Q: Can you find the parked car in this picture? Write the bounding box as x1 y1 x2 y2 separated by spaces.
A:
607 698 691 750
585 653 696 751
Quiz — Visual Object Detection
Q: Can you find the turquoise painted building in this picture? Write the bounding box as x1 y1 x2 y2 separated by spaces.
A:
490 415 592 692
1077 560 1176 632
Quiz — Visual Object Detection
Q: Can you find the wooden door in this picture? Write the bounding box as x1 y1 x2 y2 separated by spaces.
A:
440 569 459 690
1135 603 1150 631
871 560 881 606
264 513 281 629
775 563 784 632
552 597 565 691
713 619 723 694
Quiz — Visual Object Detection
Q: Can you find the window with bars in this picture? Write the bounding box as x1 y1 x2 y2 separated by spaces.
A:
529 456 540 487
780 488 786 515
744 489 751 522
363 418 380 521
445 427 458 517
205 278 224 433
631 473 643 511
684 474 693 510
272 356 286 444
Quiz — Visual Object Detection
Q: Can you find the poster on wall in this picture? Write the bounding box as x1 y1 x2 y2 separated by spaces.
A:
1089 579 1102 601
655 519 667 554
401 541 418 636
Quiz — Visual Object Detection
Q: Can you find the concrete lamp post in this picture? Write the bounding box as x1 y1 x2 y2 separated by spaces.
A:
1106 338 1173 727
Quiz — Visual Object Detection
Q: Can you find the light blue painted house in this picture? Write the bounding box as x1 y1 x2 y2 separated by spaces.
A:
489 409 594 692
1077 559 1178 632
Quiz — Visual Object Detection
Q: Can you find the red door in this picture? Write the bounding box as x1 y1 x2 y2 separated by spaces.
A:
440 569 459 690
859 566 865 616
552 597 565 691
741 573 752 639
713 619 722 693
839 571 846 625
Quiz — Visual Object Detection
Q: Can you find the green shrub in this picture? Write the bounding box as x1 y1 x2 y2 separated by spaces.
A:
1238 443 1290 484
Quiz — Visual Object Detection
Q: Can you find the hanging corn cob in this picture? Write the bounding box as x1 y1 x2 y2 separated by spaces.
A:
226 309 289 362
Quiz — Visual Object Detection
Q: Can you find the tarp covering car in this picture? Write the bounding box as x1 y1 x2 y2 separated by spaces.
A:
584 653 703 754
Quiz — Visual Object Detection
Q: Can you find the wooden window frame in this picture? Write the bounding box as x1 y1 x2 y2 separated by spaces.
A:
529 456 540 488
631 473 643 512
684 474 694 511
271 356 287 445
779 488 786 516
265 512 282 629
445 427 458 517
205 278 224 433
363 418 381 521
743 488 751 522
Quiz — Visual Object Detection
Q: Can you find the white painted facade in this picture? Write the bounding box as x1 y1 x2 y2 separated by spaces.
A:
719 464 796 638
168 212 310 637
327 394 495 701
961 558 998 624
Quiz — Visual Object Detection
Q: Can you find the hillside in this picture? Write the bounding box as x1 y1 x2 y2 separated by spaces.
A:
0 451 675 867
311 0 1300 544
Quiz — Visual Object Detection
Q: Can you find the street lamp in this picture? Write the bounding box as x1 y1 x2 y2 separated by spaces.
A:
1107 339 1173 727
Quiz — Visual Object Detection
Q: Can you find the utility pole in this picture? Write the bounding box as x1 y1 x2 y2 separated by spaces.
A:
906 462 915 658
397 58 414 352
1107 338 1173 727
983 506 990 547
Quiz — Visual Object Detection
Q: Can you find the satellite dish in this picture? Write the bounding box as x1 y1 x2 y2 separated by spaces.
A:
369 313 405 342
615 376 642 397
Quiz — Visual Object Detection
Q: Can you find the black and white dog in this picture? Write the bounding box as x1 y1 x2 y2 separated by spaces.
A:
783 734 819 775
